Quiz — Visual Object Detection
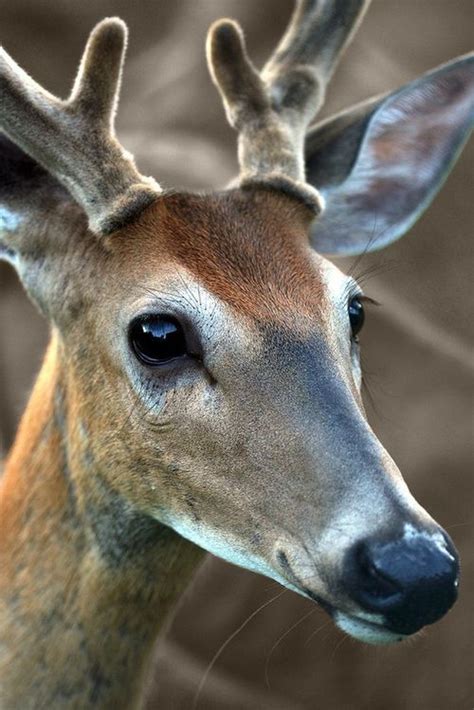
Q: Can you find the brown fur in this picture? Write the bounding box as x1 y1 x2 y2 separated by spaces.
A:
117 189 327 324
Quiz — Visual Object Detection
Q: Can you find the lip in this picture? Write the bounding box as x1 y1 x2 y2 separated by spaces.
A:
333 610 407 645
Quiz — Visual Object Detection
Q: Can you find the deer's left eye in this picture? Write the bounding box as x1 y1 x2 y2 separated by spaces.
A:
129 315 188 366
348 297 365 337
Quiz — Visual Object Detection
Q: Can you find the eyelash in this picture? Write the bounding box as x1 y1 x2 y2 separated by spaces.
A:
358 295 380 307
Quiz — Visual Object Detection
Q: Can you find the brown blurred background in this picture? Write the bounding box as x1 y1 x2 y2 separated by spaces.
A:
0 1 473 708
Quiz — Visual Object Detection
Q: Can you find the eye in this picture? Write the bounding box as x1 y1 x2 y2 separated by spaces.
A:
348 296 365 338
129 315 188 366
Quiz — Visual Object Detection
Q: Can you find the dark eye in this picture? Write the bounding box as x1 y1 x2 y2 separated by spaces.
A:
348 297 365 338
129 315 188 366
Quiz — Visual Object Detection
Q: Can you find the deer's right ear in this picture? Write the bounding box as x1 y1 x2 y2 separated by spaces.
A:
0 134 87 314
306 54 474 256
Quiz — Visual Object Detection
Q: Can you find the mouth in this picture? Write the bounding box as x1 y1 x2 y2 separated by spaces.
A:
278 559 407 646
302 588 407 645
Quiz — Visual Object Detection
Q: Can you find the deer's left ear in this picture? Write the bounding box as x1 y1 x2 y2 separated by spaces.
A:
306 54 474 256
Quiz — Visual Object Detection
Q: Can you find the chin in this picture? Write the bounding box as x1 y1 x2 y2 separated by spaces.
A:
333 611 408 645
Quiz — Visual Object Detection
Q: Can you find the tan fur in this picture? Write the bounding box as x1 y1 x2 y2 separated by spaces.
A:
0 335 204 708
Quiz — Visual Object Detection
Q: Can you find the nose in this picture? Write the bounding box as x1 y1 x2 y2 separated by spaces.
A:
343 530 459 635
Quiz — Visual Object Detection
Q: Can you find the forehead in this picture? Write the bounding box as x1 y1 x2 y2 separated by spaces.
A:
114 188 347 327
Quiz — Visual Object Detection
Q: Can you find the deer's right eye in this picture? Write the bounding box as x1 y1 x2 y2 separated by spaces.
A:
129 316 188 366
348 297 365 338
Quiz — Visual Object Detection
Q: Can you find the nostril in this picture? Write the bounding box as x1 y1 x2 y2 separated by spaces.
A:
351 542 404 609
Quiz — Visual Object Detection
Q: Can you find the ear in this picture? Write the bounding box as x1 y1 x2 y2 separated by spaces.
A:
0 133 88 317
305 54 474 256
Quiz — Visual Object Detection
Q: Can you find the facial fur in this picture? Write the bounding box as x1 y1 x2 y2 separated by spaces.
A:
43 188 449 644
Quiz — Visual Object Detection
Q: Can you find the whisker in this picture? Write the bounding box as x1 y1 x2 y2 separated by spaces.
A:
264 607 316 689
444 521 472 530
347 220 404 288
346 217 381 279
304 619 331 646
329 632 348 662
352 256 400 287
361 373 383 420
191 589 287 710
175 269 201 311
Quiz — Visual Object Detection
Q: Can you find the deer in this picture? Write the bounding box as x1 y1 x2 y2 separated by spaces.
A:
0 0 473 707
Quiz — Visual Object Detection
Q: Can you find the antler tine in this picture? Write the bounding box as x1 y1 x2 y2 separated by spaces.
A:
207 0 370 213
0 18 160 234
262 0 371 107
69 17 127 123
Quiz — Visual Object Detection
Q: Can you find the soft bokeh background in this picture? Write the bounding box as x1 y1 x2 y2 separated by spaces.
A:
0 1 472 708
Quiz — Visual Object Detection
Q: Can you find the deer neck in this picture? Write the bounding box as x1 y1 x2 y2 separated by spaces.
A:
0 333 204 708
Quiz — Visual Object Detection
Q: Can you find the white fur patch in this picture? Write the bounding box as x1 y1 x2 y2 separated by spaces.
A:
334 611 405 645
155 511 302 595
0 207 22 232
403 523 456 562
319 257 356 313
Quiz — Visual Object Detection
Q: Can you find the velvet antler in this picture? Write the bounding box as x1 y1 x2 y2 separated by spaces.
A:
0 18 161 234
206 0 370 212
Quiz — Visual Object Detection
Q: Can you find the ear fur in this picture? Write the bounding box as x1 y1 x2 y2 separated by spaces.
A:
306 54 474 256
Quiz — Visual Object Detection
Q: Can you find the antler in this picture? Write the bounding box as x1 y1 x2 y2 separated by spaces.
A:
207 0 370 212
0 18 161 234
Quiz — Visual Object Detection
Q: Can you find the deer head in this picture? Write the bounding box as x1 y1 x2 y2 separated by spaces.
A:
1 1 473 648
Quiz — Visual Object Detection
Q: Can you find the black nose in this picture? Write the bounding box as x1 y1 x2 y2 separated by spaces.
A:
343 531 459 635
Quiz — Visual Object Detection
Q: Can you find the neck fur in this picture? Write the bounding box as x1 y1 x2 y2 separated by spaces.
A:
0 335 204 708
